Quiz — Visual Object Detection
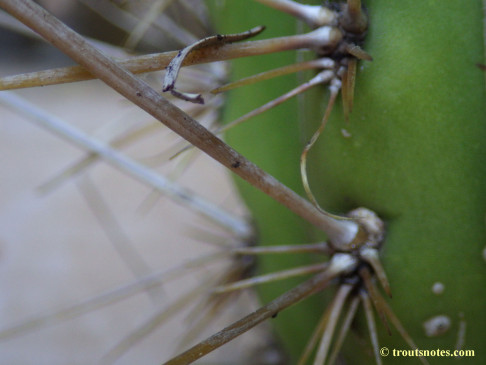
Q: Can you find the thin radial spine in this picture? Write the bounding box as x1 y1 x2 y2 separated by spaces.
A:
327 296 361 364
217 70 335 134
253 0 337 28
313 284 353 365
232 242 331 255
361 290 383 365
360 267 391 334
212 262 329 294
211 58 335 94
360 247 392 297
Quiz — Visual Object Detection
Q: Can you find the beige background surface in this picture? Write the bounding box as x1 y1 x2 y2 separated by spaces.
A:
0 45 267 364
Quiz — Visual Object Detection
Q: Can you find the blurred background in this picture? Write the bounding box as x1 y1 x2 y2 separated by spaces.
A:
0 1 283 363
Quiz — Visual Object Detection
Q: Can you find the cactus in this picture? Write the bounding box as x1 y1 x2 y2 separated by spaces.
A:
0 0 484 364
217 0 486 363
